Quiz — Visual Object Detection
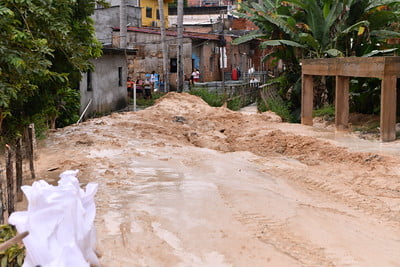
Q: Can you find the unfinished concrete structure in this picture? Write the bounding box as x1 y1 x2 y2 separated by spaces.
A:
79 48 136 116
301 57 400 142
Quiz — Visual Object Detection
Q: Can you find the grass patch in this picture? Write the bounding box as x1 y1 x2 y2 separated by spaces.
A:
134 92 165 107
227 97 242 111
313 105 335 118
189 88 225 107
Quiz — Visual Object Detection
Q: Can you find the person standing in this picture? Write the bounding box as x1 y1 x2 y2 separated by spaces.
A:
149 71 157 92
192 69 200 83
126 77 134 98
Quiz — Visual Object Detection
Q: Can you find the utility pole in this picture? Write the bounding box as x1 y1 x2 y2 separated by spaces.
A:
220 11 225 93
177 0 184 92
119 0 127 49
158 0 169 92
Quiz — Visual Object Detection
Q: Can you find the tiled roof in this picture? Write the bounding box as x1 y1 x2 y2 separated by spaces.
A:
113 26 220 40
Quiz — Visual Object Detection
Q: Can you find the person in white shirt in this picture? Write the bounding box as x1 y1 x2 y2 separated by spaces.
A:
191 69 200 83
250 76 259 87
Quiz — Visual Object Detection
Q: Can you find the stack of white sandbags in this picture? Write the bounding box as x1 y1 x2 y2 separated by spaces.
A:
9 170 99 267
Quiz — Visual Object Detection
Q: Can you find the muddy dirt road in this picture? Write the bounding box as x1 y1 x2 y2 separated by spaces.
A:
35 93 400 266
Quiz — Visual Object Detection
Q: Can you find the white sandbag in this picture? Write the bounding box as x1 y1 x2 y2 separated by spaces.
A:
9 170 99 267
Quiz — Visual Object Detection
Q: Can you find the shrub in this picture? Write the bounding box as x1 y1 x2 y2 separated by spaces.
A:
189 89 225 107
227 97 242 111
266 98 293 122
313 105 335 118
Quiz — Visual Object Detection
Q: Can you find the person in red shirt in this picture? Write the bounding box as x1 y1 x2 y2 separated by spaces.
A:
126 77 134 98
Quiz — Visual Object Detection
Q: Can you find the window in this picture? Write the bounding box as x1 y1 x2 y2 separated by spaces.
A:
118 67 122 86
87 70 92 91
209 56 213 72
156 9 160 19
170 58 177 73
146 7 152 18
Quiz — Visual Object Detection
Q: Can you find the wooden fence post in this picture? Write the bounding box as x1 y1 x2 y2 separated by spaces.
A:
28 124 36 179
15 138 23 202
5 145 14 216
0 167 4 224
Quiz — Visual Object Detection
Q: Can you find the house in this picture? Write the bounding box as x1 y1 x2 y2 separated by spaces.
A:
169 6 270 82
79 47 136 116
79 0 171 116
112 26 221 89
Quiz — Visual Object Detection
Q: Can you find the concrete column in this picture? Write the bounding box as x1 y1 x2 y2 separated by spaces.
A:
335 76 349 131
380 75 397 141
301 74 314 125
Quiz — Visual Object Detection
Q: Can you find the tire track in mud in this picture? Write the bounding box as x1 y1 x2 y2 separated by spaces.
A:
218 187 336 267
267 165 400 227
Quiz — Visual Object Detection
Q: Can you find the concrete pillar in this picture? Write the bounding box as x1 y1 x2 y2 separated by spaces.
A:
335 76 349 131
380 75 397 141
301 74 314 125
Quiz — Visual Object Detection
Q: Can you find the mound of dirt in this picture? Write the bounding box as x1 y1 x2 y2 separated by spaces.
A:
127 93 387 167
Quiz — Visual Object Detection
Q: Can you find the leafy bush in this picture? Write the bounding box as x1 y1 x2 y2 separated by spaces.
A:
313 105 335 118
189 89 225 107
266 98 293 122
227 97 242 111
0 225 25 267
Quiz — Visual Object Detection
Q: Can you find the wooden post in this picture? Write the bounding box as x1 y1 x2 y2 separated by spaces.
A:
335 76 349 131
28 124 36 179
5 145 14 216
380 75 397 142
15 138 23 202
301 74 314 125
0 167 4 224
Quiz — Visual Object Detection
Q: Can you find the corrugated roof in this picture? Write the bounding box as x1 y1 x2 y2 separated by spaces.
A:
113 26 220 40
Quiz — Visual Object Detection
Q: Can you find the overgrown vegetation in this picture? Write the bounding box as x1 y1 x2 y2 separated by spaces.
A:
135 92 166 107
234 0 400 119
313 105 335 118
0 225 24 267
189 89 226 107
188 88 248 111
258 98 293 122
0 0 104 145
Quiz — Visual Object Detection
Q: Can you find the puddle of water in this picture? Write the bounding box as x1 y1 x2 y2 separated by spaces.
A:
152 222 231 267
87 149 122 158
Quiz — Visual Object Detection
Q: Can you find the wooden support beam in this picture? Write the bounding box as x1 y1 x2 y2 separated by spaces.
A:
301 74 314 126
380 75 397 142
335 76 349 131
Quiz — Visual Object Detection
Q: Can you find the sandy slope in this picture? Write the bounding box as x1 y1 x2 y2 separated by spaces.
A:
35 93 400 266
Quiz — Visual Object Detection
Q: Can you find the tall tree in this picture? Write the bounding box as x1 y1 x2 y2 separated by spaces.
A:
0 0 103 142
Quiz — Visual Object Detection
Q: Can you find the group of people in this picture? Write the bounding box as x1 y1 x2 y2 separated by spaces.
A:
127 71 157 100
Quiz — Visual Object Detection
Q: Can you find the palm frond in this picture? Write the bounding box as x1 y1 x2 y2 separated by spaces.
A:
232 33 267 45
260 39 306 48
362 48 398 57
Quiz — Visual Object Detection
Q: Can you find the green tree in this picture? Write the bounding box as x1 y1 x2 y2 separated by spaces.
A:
0 0 103 142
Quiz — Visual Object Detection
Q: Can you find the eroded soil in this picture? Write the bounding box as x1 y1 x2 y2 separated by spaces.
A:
34 93 400 266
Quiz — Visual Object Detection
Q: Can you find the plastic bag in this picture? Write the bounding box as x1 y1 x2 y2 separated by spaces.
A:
9 170 99 267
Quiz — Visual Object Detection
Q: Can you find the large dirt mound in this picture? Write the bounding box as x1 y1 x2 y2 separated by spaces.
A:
49 92 390 169
127 93 385 167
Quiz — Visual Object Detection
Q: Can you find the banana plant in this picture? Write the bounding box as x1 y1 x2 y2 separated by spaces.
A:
234 0 400 60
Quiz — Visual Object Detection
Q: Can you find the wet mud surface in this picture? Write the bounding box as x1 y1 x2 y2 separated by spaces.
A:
34 93 400 266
